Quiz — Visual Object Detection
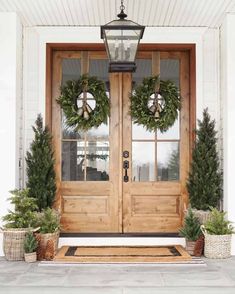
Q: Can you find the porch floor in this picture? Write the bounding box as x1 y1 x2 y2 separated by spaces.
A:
0 256 235 294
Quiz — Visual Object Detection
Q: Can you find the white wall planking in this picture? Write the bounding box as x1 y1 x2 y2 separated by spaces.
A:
221 14 235 254
201 28 220 124
0 0 235 28
0 12 23 256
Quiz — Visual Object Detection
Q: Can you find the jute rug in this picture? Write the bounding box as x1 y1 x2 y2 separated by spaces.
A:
54 245 192 263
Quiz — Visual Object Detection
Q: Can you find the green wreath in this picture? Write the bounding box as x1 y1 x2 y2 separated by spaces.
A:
57 74 109 131
130 76 181 132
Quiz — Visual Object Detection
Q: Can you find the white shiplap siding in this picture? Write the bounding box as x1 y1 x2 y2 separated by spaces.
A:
0 0 235 28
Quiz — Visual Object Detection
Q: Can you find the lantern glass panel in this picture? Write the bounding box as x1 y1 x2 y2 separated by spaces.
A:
104 28 142 63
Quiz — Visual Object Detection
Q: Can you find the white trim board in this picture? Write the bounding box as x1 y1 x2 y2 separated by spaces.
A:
59 237 186 247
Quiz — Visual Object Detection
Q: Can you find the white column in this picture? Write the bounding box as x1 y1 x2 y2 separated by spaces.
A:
0 12 22 256
221 14 235 255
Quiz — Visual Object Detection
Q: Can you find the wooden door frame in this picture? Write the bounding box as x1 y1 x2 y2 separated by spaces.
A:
46 43 196 237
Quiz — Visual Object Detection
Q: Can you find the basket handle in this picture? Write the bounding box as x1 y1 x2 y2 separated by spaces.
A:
200 225 207 236
32 227 40 232
0 227 40 233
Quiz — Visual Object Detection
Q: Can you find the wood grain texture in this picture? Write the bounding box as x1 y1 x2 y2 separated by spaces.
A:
52 51 62 211
131 195 180 215
180 52 190 219
63 196 108 214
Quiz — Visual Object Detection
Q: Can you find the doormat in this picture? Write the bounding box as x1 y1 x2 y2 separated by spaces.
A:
53 245 192 263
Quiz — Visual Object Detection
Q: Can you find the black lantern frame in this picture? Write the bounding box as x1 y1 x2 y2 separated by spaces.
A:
101 1 145 72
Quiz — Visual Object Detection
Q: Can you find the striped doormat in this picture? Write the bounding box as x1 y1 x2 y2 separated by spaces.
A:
52 245 193 264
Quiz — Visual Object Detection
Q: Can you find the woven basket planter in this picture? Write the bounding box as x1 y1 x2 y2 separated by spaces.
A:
1 229 28 261
24 252 37 263
201 226 232 259
37 231 59 260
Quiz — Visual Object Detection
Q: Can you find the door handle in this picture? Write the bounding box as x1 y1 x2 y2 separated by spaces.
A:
123 160 129 182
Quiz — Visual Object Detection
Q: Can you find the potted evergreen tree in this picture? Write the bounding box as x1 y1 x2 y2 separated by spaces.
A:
25 115 59 260
202 208 234 258
187 109 222 224
1 189 38 261
24 231 38 263
25 114 56 211
179 208 202 255
36 208 60 260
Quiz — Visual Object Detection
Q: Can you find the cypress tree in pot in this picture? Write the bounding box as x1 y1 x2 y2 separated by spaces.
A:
179 208 202 255
187 109 222 224
25 114 56 211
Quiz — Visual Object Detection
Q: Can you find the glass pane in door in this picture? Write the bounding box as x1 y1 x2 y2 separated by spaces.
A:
61 57 110 181
132 142 155 181
157 59 180 181
131 57 181 182
157 142 179 181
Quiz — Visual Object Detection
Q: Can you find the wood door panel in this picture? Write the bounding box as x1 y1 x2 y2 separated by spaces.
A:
60 215 114 232
62 196 109 214
130 182 181 195
61 182 111 195
124 216 182 233
131 195 180 216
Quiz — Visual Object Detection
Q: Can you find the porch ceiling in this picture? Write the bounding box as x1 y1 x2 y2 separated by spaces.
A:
0 0 235 28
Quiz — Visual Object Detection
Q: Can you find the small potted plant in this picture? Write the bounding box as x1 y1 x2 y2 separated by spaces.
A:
201 208 234 259
24 231 38 263
0 189 38 261
36 208 60 260
179 208 202 255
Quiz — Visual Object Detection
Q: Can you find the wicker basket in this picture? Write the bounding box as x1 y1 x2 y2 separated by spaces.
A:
1 229 28 261
201 225 232 259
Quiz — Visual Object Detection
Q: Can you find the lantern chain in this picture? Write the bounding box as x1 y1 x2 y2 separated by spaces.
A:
120 0 125 12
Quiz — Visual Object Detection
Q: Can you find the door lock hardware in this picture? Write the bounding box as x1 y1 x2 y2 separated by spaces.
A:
123 151 129 158
123 160 129 182
123 160 129 169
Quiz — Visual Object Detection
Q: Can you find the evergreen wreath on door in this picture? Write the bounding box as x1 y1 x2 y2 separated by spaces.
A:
130 76 181 132
57 74 109 131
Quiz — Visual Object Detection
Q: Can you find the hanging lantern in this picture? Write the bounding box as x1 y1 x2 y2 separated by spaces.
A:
101 0 145 72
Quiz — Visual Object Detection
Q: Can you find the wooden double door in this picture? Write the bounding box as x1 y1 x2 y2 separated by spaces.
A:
51 49 190 233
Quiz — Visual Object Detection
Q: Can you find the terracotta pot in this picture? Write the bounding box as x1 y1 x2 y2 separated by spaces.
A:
37 231 59 260
24 252 37 263
186 240 196 255
193 235 204 257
